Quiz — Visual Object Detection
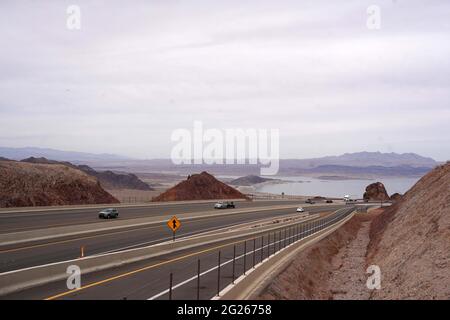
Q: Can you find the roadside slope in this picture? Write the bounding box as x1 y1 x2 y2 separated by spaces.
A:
368 162 450 299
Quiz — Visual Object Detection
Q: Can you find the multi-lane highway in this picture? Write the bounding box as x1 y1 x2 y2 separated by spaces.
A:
0 201 344 273
0 200 302 233
1 206 355 300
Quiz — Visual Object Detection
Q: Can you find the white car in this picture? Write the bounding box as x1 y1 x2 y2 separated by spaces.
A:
296 207 305 213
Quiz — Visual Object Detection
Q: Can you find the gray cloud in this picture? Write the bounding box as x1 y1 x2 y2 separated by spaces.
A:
0 0 449 160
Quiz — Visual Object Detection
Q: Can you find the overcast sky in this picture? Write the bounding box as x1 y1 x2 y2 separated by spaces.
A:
0 0 449 160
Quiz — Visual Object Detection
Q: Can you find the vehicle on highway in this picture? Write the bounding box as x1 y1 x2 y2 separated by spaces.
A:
98 208 119 219
296 207 305 213
214 201 235 209
326 199 333 203
305 199 315 204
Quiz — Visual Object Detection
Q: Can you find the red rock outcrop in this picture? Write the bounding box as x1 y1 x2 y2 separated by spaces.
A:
0 160 119 207
363 182 390 201
389 192 402 202
153 171 249 202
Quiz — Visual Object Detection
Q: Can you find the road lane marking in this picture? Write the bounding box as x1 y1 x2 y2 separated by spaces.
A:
0 224 164 254
44 237 255 300
148 208 353 300
43 209 349 300
0 206 304 254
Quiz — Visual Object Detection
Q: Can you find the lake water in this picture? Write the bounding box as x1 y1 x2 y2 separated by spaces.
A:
254 176 421 198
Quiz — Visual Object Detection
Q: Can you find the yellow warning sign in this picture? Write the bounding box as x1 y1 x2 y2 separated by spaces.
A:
167 216 181 232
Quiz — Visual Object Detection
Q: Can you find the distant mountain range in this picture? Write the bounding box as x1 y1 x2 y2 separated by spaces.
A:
0 147 440 177
282 151 437 168
0 147 129 162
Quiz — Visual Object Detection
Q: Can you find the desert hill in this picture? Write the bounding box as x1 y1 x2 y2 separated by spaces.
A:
0 160 119 208
21 157 152 191
368 162 450 299
153 171 249 202
230 175 274 186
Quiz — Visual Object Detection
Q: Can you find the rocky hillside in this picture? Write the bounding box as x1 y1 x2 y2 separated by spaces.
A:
77 165 153 190
389 193 402 202
368 162 450 299
230 175 274 186
363 182 390 201
0 160 119 207
153 171 249 202
21 157 152 191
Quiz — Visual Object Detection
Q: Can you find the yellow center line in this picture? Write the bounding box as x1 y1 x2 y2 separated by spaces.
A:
44 212 335 300
44 236 252 300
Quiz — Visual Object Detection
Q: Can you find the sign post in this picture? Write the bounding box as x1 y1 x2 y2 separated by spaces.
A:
167 216 181 241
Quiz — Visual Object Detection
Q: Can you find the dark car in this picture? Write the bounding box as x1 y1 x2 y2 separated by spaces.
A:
326 200 333 203
305 199 315 204
214 201 235 209
98 208 119 219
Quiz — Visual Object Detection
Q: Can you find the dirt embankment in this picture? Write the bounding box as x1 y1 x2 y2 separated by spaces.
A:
0 160 119 207
259 162 450 300
367 163 450 299
258 212 378 300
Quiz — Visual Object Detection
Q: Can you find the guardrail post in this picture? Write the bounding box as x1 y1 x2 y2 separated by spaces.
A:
278 230 281 251
253 238 256 268
285 228 288 246
243 240 247 275
271 232 274 255
269 233 272 256
217 251 221 296
197 259 201 300
261 235 264 263
169 272 173 300
232 245 236 284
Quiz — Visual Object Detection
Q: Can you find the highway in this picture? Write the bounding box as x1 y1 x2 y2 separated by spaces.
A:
0 200 302 233
1 206 355 300
0 202 344 273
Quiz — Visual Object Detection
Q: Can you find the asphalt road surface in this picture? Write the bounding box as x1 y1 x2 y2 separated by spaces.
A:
0 203 344 273
0 200 303 233
1 206 355 300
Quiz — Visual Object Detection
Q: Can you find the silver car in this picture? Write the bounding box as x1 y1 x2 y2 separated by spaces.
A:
98 208 119 219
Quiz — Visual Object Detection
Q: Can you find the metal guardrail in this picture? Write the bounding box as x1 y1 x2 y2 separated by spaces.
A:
245 193 306 200
149 207 355 300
